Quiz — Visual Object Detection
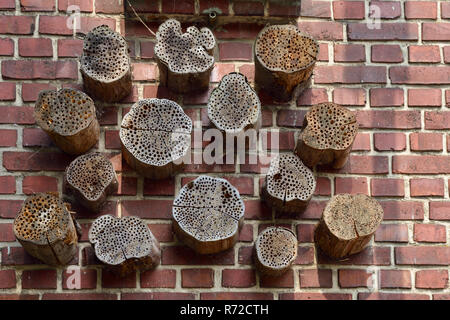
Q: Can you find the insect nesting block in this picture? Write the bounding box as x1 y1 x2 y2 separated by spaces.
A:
80 25 132 102
34 88 99 155
172 176 245 254
120 98 192 179
254 24 319 102
155 19 216 93
13 193 79 265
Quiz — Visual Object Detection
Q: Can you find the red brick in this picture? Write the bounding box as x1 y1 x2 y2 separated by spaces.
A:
114 175 137 196
201 292 273 300
132 63 157 81
315 66 386 84
95 0 122 13
222 269 256 288
332 88 365 106
297 224 315 243
391 66 450 84
425 112 450 130
102 269 136 288
352 133 371 151
0 224 14 241
281 293 351 300
20 0 54 11
244 200 271 220
338 269 372 288
239 224 253 242
294 247 315 265
297 88 328 106
370 88 404 107
124 292 193 300
335 177 368 195
381 201 424 220
163 246 234 265
0 200 24 218
122 199 172 219
380 270 411 288
429 202 450 220
183 86 213 105
297 21 343 40
182 269 214 288
215 23 263 40
359 292 429 300
443 2 450 19
43 293 116 300
411 132 443 152
318 246 391 266
0 107 34 124
348 23 418 40
299 269 332 288
238 246 253 265
414 224 447 243
260 269 294 288
416 270 448 289
356 110 421 129
238 64 254 82
0 270 16 289
22 270 57 289
371 44 403 63
374 133 406 151
2 60 77 80
58 39 83 57
319 155 389 175
141 269 176 288
23 128 52 147
334 44 365 62
371 178 404 197
405 1 437 20
199 0 228 15
0 0 15 10
393 155 450 174
333 1 365 20
434 294 450 300
39 16 72 35
22 83 56 102
78 17 115 34
148 223 173 242
3 151 72 171
58 0 93 12
22 176 58 194
0 16 34 34
423 23 450 41
0 129 17 147
162 0 194 14
104 130 120 149
143 178 175 196
369 1 401 19
299 0 330 18
317 43 329 61
211 63 235 82
314 177 332 196
408 89 442 107
0 38 14 56
219 42 252 61
0 176 15 194
375 224 409 242
0 82 16 101
395 246 450 265
409 45 441 63
139 41 154 59
62 269 97 289
18 38 53 57
234 1 264 16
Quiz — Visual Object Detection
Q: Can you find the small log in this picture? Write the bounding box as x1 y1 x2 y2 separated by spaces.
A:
254 24 319 102
294 102 358 169
34 88 100 155
172 176 245 254
261 153 316 213
89 215 160 277
314 194 384 259
120 98 192 179
155 19 216 93
13 192 79 265
80 25 132 102
254 227 298 276
64 153 118 212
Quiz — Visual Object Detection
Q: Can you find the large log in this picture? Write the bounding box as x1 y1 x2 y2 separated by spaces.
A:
295 102 358 169
13 193 79 265
254 24 318 102
155 19 216 93
80 25 132 102
64 153 118 212
314 194 384 259
34 88 99 155
120 98 192 179
89 215 161 277
172 176 245 254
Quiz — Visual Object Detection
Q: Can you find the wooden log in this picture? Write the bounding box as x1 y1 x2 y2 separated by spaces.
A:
13 192 79 265
254 24 319 102
314 194 384 259
89 215 160 277
155 19 216 93
34 88 100 155
294 102 358 169
172 176 245 254
254 227 298 276
261 153 316 213
120 98 192 179
80 25 132 102
64 153 118 212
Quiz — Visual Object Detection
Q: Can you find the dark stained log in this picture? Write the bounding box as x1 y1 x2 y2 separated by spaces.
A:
64 153 118 212
172 176 245 254
120 98 192 179
314 194 384 259
155 19 216 93
261 153 316 213
89 215 160 277
34 88 99 155
13 192 79 265
254 227 298 276
80 25 132 102
254 24 319 102
294 102 358 169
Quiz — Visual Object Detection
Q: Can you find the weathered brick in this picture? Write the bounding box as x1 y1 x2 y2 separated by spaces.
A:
141 269 176 288
18 38 53 57
411 133 443 152
0 176 15 194
102 270 136 288
297 224 315 243
3 151 72 171
22 176 58 194
122 200 172 219
335 177 368 195
315 66 386 84
369 1 401 19
371 45 403 63
299 0 330 18
238 64 254 82
314 177 332 196
414 224 447 243
0 270 16 289
57 39 83 57
182 269 214 288
333 88 365 105
199 0 228 15
374 133 406 151
429 202 450 221
370 88 404 107
299 269 332 288
348 23 418 40
297 88 328 106
211 63 235 82
409 45 441 63
0 16 34 34
405 1 437 19
422 23 450 41
297 21 343 40
319 155 389 175
43 293 116 300
22 83 56 102
393 156 450 174
58 0 93 12
132 63 157 81
425 112 450 130
62 269 97 289
0 129 17 147
375 224 409 242
201 292 273 300
0 200 24 218
23 128 52 147
95 0 122 13
416 270 448 289
395 247 450 265
380 269 411 289
39 16 72 35
20 0 54 11
352 133 371 151
0 0 15 10
371 178 404 197
78 17 115 34
22 270 57 289
222 269 256 288
318 246 391 266
0 38 14 56
333 1 364 20
260 269 294 288
219 42 252 61
114 175 137 196
163 246 234 265
334 44 365 62
356 110 421 129
359 292 429 300
408 89 442 107
162 0 194 14
281 293 351 300
338 269 372 288
380 201 424 220
233 1 264 16
2 60 77 80
0 82 16 101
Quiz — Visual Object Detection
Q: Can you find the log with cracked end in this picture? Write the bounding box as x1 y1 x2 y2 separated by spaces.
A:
295 102 358 169
172 176 245 254
80 25 132 102
64 153 118 212
88 215 161 277
254 227 298 276
120 98 193 179
13 192 79 265
34 88 100 155
314 194 384 259
261 153 316 213
254 24 319 102
154 19 216 93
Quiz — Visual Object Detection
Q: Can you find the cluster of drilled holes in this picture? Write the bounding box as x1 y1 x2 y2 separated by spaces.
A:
255 25 318 72
89 215 156 265
120 98 192 166
256 227 297 268
66 153 115 201
266 153 316 201
81 25 130 82
173 176 244 242
14 194 69 243
303 102 357 150
35 89 95 136
155 19 215 74
208 73 261 133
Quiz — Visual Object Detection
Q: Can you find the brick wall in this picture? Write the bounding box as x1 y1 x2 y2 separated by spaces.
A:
0 0 449 300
